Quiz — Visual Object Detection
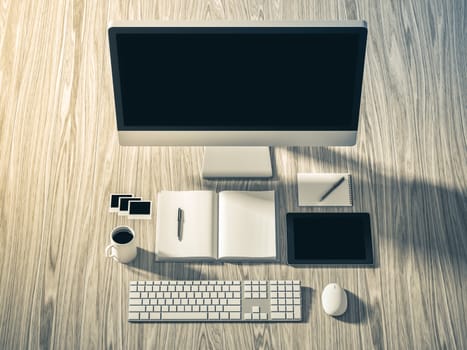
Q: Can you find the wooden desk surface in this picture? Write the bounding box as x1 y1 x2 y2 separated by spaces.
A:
0 0 465 349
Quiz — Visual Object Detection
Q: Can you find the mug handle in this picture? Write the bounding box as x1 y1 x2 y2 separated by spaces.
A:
105 243 117 258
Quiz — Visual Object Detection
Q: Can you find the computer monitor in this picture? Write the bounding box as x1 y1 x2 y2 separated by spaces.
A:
108 21 367 177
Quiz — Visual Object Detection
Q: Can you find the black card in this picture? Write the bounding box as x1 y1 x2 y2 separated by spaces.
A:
129 201 151 215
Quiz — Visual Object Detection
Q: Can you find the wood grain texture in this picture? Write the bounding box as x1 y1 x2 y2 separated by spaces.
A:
0 0 465 349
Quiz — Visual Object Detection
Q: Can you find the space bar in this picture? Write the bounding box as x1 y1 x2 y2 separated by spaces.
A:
161 312 208 320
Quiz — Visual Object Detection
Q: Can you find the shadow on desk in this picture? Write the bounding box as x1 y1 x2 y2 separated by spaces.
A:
127 248 211 280
301 286 313 323
286 147 467 272
337 290 367 324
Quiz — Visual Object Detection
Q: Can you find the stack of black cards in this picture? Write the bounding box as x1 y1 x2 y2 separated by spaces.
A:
109 193 152 220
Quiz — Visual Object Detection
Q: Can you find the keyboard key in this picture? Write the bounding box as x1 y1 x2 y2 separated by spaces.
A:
161 312 208 320
128 312 139 320
244 313 252 320
228 299 241 305
224 305 241 312
230 312 241 320
294 306 301 319
140 313 149 320
208 312 219 320
129 305 145 312
271 312 286 320
150 313 161 320
220 312 229 320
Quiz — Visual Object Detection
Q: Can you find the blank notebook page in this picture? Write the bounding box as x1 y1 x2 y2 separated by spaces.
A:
218 191 276 259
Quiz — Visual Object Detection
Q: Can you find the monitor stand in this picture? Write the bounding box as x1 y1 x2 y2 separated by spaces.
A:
202 147 272 178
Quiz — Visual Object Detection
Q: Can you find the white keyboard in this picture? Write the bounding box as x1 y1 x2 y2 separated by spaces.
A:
128 280 302 322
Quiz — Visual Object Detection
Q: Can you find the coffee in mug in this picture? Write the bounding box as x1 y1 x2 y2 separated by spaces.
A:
105 226 137 263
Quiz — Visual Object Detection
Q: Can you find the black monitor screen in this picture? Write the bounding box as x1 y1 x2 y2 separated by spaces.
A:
109 26 367 131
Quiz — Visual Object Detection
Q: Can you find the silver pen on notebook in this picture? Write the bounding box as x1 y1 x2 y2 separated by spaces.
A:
320 176 345 201
177 208 183 241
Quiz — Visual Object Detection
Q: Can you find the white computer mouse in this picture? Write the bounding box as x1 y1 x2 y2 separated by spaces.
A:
321 283 348 316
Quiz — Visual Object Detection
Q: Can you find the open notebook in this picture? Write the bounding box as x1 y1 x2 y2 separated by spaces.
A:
155 191 276 261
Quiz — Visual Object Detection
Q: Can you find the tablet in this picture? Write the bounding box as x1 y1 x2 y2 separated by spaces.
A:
287 213 373 265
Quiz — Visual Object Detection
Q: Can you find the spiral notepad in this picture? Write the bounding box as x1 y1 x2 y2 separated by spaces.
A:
297 173 353 206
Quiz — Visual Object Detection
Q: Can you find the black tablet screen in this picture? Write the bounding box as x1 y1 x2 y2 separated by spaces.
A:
287 213 373 264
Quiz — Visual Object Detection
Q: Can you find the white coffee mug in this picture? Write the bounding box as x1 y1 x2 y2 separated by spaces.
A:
105 226 137 263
